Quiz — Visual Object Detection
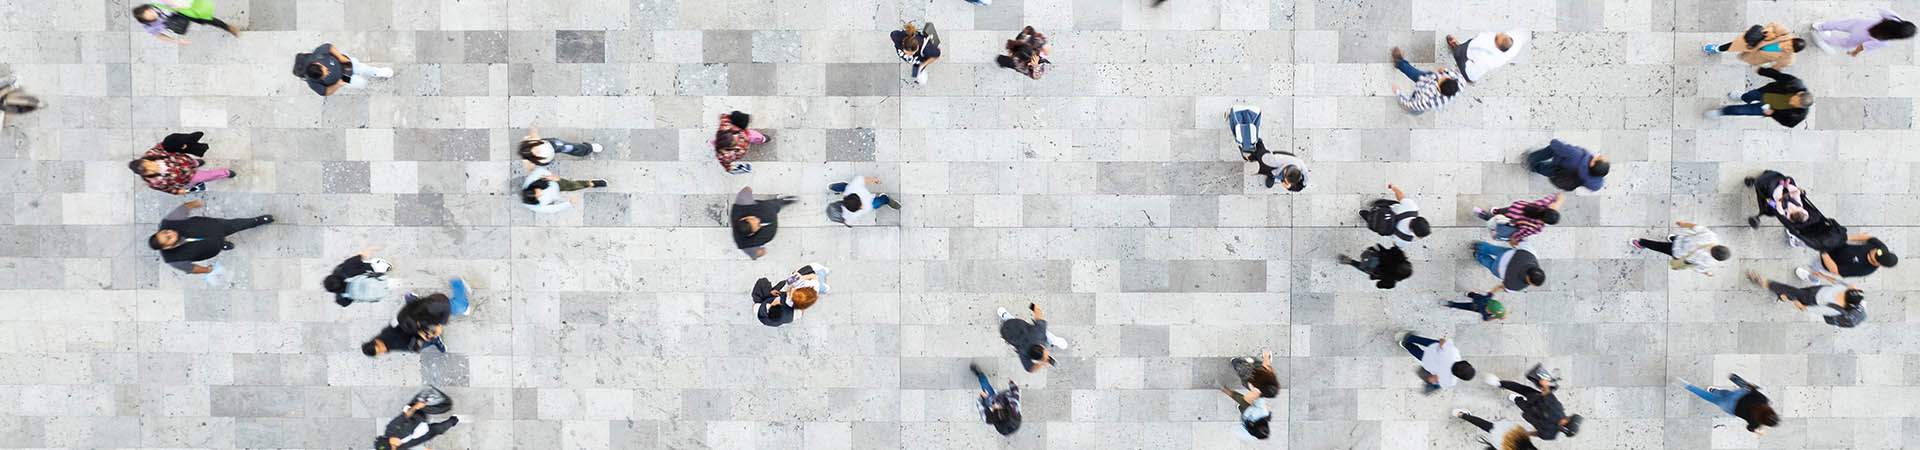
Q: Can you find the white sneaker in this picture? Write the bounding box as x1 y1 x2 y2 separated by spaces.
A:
1483 374 1502 387
589 143 603 153
1508 393 1524 403
1729 91 1746 102
996 307 1013 321
1809 23 1837 54
1704 108 1723 120
1045 332 1070 351
1794 267 1815 283
1787 233 1805 248
914 67 929 84
1452 408 1471 418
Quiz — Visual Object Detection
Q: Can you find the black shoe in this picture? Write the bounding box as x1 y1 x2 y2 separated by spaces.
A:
1729 373 1757 390
440 416 460 427
187 183 206 194
590 180 608 188
1743 177 1756 187
1358 210 1370 219
1746 216 1761 229
1337 255 1355 265
1262 176 1276 189
969 363 984 378
221 241 235 250
256 215 274 224
227 169 237 179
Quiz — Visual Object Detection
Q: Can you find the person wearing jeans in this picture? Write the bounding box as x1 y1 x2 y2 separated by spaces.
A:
398 278 472 353
1706 68 1810 128
1474 241 1544 293
826 176 902 225
1389 47 1461 115
1676 373 1778 435
969 364 1021 435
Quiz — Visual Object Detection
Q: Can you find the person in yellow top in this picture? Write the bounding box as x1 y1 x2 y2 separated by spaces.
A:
1704 23 1806 69
131 0 240 46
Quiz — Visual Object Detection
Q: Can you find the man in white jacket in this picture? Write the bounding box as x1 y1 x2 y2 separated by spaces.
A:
826 176 901 225
1445 30 1529 83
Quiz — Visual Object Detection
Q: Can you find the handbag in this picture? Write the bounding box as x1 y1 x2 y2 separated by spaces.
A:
1668 245 1707 270
411 386 453 415
1742 25 1767 47
163 13 191 34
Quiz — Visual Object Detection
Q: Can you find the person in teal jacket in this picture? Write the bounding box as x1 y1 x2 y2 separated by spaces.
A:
132 0 239 46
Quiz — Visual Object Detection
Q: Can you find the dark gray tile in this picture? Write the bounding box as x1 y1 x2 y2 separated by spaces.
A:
675 64 727 96
393 129 489 161
465 31 509 63
393 194 457 226
824 128 876 162
725 63 777 96
557 30 607 63
1813 97 1866 130
702 31 753 63
321 161 369 193
824 63 899 96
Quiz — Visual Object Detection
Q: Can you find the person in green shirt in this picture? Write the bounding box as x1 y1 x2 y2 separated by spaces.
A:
1706 68 1812 128
132 0 239 46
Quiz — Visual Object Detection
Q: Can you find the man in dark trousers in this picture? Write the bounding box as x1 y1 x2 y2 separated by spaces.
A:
749 276 796 327
148 201 273 274
1360 183 1430 247
1708 67 1811 128
1488 368 1583 440
374 399 459 450
730 186 796 260
1525 139 1609 193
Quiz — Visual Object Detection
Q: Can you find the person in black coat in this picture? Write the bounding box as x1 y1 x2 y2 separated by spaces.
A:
1337 244 1413 289
1709 68 1810 128
148 201 273 274
750 277 796 327
374 400 459 450
730 186 796 260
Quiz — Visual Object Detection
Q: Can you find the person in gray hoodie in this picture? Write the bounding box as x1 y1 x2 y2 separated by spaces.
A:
323 246 390 307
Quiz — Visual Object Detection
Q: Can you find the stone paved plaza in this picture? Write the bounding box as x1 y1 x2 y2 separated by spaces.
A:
3 0 1920 448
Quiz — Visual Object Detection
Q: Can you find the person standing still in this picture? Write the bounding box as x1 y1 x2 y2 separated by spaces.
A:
1361 184 1430 247
1389 47 1462 115
1810 9 1914 56
1631 221 1732 277
295 43 394 96
998 303 1068 373
1445 30 1529 83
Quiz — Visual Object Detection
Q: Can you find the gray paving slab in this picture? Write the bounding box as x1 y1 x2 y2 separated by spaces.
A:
2 0 1919 449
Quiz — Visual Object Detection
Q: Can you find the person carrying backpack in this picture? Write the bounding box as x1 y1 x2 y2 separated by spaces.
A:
323 247 391 306
1746 270 1866 328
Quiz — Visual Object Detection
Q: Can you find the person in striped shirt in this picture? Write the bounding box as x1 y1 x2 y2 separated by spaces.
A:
1390 47 1462 115
1474 194 1564 245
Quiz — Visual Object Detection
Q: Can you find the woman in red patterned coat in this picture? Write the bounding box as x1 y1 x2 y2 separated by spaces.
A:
128 132 234 194
713 111 767 174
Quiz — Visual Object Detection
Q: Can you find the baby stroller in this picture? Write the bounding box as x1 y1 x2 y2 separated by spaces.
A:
1228 105 1261 156
1746 171 1848 251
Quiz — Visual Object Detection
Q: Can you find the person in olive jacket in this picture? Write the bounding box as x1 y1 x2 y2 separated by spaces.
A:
1707 68 1811 128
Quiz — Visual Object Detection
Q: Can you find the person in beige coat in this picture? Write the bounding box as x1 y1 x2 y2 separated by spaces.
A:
1704 23 1807 69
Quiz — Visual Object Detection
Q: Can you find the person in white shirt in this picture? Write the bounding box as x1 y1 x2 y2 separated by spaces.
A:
826 176 901 225
520 166 606 213
1402 332 1476 394
1360 183 1430 247
1445 30 1529 83
1220 385 1272 440
1631 221 1732 277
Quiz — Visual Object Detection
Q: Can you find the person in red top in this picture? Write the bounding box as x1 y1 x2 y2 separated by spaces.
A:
713 111 768 174
127 132 234 194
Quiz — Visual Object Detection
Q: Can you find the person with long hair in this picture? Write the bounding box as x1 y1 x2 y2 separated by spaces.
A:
969 364 1021 435
1450 411 1541 450
1337 244 1412 289
1473 193 1563 245
131 0 239 46
518 123 602 170
995 26 1051 79
1676 373 1780 435
1703 23 1807 69
129 132 234 195
891 22 942 84
1811 9 1915 56
713 111 767 174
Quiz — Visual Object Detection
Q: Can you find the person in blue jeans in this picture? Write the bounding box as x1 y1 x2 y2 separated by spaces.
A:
1389 47 1461 115
826 176 902 225
1676 373 1778 435
398 278 472 352
969 363 1021 435
1474 241 1544 293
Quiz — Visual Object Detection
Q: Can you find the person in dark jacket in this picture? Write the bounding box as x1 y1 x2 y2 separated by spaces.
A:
969 364 1022 435
749 276 796 327
1337 244 1412 289
396 280 470 335
374 400 459 450
1677 373 1779 435
1489 374 1582 440
148 201 273 274
1360 184 1430 247
323 247 389 306
1230 349 1282 399
1708 68 1811 128
1443 291 1508 321
730 186 796 260
1523 140 1608 193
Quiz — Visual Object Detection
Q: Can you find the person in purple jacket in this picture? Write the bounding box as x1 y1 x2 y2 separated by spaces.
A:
1810 9 1915 56
1524 140 1608 193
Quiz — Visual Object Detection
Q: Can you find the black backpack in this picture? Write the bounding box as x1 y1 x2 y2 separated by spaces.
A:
1824 305 1866 328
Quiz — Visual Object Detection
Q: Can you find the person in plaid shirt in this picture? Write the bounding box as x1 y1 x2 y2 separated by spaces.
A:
712 110 768 174
970 364 1022 435
1389 47 1462 115
1474 193 1564 244
127 132 233 195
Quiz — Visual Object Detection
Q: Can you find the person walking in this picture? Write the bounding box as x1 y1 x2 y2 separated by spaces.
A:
1361 184 1430 247
323 246 391 307
374 398 460 450
892 22 942 84
730 186 796 260
1631 221 1732 277
1810 9 1914 56
998 303 1068 373
1449 411 1541 450
129 132 235 195
1389 47 1462 115
1473 241 1544 293
149 200 272 275
1229 349 1281 401
969 364 1022 435
294 43 394 96
1703 23 1807 69
361 324 438 356
518 124 601 170
1473 194 1562 244
1809 234 1897 279
1483 373 1582 440
1523 140 1608 193
713 111 766 174
1243 140 1306 191
1401 332 1477 394
996 26 1051 80
1706 68 1810 128
1443 291 1507 322
1744 171 1850 250
131 0 240 46
395 278 472 338
1676 374 1779 435
1444 30 1529 83
1747 270 1866 328
1220 384 1272 440
1337 244 1412 289
825 176 901 226
520 166 608 213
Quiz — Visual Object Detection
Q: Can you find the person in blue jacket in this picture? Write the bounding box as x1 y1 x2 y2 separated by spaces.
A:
1524 139 1608 193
